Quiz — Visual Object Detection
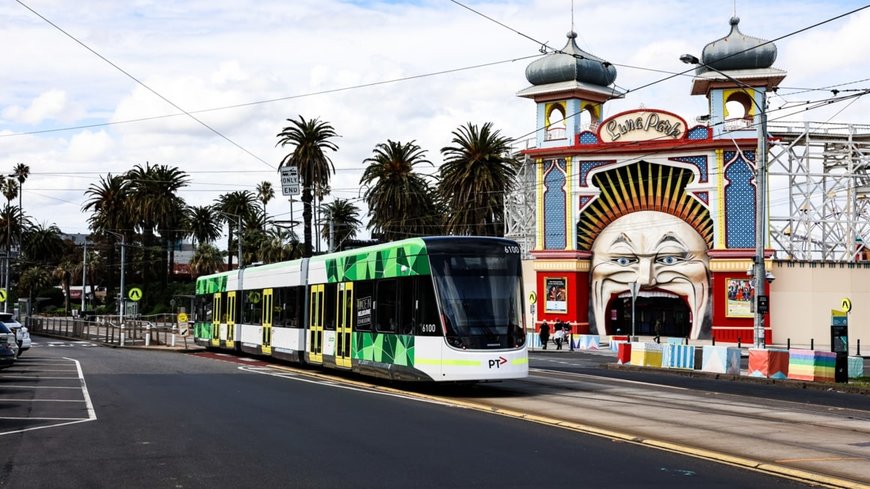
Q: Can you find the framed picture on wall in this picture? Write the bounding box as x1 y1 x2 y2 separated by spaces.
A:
725 278 755 318
544 277 568 313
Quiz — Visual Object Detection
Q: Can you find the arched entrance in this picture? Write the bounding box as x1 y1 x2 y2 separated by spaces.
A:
605 293 691 338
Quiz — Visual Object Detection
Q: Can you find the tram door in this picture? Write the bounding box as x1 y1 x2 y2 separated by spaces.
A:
226 291 236 349
335 282 353 368
261 289 273 355
211 292 222 347
308 284 324 364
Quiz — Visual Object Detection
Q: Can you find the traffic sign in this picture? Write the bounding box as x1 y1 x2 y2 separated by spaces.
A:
841 297 852 313
528 291 537 305
177 312 188 323
0 289 6 303
128 287 143 302
280 167 300 196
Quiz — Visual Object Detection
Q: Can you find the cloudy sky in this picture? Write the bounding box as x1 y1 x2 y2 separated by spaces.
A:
1 0 868 246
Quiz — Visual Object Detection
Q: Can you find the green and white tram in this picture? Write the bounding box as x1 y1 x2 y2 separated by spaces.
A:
193 236 528 382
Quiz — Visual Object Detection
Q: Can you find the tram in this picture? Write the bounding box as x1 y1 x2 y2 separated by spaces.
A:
193 236 528 382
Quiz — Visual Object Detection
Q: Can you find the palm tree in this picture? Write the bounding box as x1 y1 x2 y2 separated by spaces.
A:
256 181 275 229
276 115 338 257
125 163 189 285
12 163 29 247
360 139 440 241
22 222 65 265
53 259 75 315
82 173 132 304
259 226 302 263
186 205 222 248
189 243 224 278
319 198 362 251
214 190 257 270
17 266 52 314
439 122 520 236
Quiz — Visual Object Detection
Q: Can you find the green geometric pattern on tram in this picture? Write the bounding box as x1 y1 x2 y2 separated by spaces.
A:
194 322 211 339
353 332 414 367
324 238 430 282
196 274 227 295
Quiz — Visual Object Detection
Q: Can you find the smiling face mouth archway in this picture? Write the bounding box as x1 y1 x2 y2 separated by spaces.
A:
590 211 711 339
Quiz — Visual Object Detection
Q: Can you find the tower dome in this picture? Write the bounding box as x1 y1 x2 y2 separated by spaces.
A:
525 31 617 87
700 16 777 71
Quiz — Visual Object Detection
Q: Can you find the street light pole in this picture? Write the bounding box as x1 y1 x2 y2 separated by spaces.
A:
681 54 768 349
81 239 87 313
106 231 126 326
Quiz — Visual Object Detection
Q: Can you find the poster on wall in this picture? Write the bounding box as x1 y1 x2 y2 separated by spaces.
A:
726 279 755 317
545 277 568 313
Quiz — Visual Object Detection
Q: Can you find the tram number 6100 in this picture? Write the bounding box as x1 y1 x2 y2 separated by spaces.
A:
504 245 520 254
420 323 437 334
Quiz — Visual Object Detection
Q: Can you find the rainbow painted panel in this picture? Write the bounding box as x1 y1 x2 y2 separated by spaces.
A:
787 349 835 382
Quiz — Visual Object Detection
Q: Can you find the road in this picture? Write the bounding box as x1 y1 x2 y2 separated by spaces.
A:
0 338 823 488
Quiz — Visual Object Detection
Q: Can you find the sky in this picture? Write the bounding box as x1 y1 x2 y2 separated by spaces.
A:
1 0 868 247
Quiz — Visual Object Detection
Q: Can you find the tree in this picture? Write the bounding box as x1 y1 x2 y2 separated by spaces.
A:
214 191 257 270
276 116 338 257
17 267 52 314
82 173 132 304
256 181 275 229
52 259 76 315
360 139 440 241
125 163 189 285
22 222 65 266
186 205 222 248
189 244 224 278
439 122 520 236
319 198 361 251
12 162 29 246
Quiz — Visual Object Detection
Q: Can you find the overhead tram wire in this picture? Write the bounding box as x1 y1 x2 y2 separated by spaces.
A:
1 54 541 139
16 0 276 170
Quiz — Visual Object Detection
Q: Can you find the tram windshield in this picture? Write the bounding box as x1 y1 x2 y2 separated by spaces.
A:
429 252 525 350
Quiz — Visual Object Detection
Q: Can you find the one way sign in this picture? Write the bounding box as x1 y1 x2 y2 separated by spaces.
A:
280 167 300 196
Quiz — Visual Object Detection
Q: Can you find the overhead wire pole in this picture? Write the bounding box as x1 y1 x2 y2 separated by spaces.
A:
105 231 126 326
681 54 769 349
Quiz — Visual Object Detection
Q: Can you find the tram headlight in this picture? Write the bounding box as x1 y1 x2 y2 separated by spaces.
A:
447 336 466 349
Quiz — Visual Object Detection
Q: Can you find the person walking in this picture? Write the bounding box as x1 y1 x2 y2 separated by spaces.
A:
553 321 564 350
539 321 550 350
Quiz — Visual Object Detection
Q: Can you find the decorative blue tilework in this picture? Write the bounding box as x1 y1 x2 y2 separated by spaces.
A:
544 160 567 250
579 131 599 145
579 160 615 187
669 155 709 183
579 195 593 209
724 152 756 248
693 191 709 205
687 126 710 140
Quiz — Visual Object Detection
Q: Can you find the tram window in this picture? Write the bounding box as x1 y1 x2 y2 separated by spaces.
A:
398 277 414 334
272 288 286 327
229 293 240 324
376 279 397 332
324 284 337 331
243 290 263 325
355 280 373 331
198 296 212 322
293 286 304 327
415 276 440 336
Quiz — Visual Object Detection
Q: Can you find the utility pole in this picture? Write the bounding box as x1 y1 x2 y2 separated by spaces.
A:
81 239 87 313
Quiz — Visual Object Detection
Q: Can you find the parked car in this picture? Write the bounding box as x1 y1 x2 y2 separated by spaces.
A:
0 312 30 357
0 340 14 369
0 322 19 366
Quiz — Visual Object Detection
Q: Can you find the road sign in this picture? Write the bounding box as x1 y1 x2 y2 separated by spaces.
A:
528 291 537 305
179 323 190 337
177 312 188 323
841 297 852 313
280 167 300 196
0 289 6 303
128 287 143 302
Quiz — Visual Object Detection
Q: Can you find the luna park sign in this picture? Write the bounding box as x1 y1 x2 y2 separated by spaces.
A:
599 109 687 143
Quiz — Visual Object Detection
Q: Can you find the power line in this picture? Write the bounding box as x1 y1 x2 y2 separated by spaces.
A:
16 0 276 170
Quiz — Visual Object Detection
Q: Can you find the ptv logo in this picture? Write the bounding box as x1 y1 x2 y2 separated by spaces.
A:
488 356 508 369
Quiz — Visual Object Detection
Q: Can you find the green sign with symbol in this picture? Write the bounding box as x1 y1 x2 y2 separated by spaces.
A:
0 289 6 303
128 287 143 302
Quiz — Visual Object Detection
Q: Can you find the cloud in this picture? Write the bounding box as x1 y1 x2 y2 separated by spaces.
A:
2 89 80 124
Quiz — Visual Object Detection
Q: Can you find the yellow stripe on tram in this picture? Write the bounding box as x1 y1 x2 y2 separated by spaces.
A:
511 358 529 365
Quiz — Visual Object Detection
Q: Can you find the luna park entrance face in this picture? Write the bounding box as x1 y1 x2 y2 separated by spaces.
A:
607 295 691 338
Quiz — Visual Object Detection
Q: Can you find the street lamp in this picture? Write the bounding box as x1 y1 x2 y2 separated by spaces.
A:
105 231 126 326
681 53 769 349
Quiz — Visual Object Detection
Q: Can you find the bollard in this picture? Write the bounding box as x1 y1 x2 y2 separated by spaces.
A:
810 338 814 350
712 336 716 346
120 324 126 347
738 337 741 349
145 325 151 347
568 331 574 351
857 339 861 356
171 333 176 348
787 338 791 350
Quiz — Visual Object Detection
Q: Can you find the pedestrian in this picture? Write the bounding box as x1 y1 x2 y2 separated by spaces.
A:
654 319 662 343
539 321 550 350
553 321 564 350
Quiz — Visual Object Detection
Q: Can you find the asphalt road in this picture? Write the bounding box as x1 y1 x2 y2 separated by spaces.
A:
0 338 813 489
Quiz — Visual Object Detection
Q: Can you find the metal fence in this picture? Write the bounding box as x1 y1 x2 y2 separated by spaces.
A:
26 314 184 347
